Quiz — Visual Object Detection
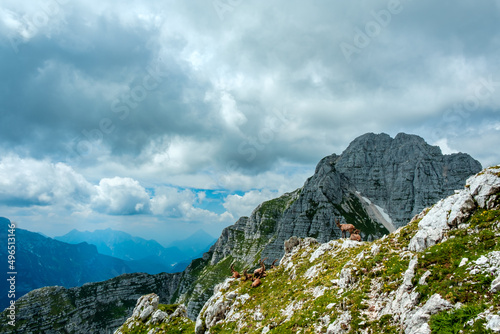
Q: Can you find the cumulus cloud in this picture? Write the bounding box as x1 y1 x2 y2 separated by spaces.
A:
0 155 236 223
223 189 278 219
91 177 151 215
151 186 232 222
0 155 93 207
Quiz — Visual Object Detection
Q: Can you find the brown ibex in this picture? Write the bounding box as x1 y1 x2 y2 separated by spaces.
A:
253 258 268 278
241 269 253 281
350 229 362 242
230 263 240 279
270 259 279 269
251 276 261 288
335 218 356 238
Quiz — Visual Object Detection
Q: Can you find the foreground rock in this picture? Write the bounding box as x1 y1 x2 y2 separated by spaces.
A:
114 293 194 333
409 165 500 252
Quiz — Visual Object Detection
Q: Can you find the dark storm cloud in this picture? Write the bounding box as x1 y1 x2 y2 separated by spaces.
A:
0 0 499 240
1 0 499 175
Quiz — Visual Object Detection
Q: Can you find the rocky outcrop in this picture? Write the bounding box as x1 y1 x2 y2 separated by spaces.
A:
194 278 238 334
409 166 500 252
114 293 192 333
0 272 184 333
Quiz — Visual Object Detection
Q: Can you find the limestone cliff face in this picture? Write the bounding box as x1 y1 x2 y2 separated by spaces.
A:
185 133 481 319
205 133 481 269
0 272 184 334
334 133 482 228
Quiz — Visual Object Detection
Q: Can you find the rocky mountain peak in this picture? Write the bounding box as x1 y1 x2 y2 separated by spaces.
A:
335 132 482 228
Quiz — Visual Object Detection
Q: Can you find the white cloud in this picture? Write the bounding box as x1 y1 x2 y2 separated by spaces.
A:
0 155 236 222
151 186 232 222
0 154 93 207
219 90 247 130
138 136 216 175
91 177 151 215
223 189 277 219
433 138 458 155
150 186 195 216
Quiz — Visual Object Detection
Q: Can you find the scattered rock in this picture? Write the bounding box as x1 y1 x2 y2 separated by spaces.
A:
459 258 469 267
418 271 431 285
338 263 353 290
468 251 500 277
326 311 351 334
404 294 453 334
284 236 301 254
148 309 167 325
490 275 500 293
486 314 500 332
281 300 305 322
171 304 188 318
254 310 264 321
304 263 323 279
115 294 190 334
381 257 419 324
132 294 159 322
310 240 338 262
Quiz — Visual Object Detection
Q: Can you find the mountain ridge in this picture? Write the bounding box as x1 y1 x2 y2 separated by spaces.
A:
175 132 482 319
0 132 484 332
55 227 216 274
0 219 134 310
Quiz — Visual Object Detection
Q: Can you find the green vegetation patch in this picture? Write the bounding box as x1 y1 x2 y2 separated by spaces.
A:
429 304 489 334
415 209 500 305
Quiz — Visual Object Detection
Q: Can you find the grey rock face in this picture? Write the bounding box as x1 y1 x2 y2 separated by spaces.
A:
409 166 500 252
0 272 184 334
334 133 482 228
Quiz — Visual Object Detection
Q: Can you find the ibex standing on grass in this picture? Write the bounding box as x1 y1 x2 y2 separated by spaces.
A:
335 219 356 238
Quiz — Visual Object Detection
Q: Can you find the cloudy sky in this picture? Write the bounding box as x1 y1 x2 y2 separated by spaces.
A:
0 0 499 245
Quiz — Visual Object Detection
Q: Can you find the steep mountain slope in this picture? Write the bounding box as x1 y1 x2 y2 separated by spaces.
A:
0 220 133 310
191 165 500 333
179 133 480 319
0 132 482 332
55 228 188 274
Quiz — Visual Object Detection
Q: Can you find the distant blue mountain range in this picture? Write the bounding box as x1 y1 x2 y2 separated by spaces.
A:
55 227 216 273
0 217 216 310
0 217 132 310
